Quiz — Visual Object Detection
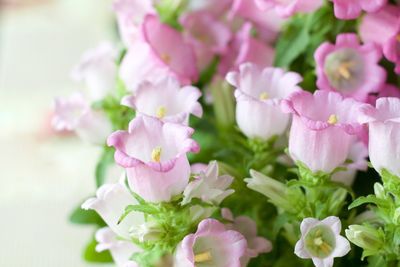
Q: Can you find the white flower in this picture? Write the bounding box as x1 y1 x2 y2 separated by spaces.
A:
130 221 163 243
182 161 234 205
295 216 350 267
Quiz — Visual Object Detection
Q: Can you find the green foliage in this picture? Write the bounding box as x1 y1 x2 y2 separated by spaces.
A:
95 146 115 188
83 235 113 263
69 203 105 226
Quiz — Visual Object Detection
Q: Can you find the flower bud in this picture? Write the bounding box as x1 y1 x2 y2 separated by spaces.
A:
345 225 384 252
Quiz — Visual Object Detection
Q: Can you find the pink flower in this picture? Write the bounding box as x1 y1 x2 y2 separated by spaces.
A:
174 219 247 267
185 0 233 18
222 208 272 266
255 0 323 18
367 84 400 106
71 42 117 101
227 63 302 140
219 23 275 75
121 77 203 124
107 115 199 202
360 5 400 74
359 97 400 177
119 15 198 91
95 228 140 267
180 11 232 70
113 0 155 47
52 93 112 144
331 0 387 20
82 181 145 238
282 90 366 173
315 33 386 102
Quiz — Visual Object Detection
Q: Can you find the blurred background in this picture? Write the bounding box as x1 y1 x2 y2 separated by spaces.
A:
0 0 116 266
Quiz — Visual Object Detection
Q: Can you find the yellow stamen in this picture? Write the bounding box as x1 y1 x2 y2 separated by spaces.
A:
259 92 269 100
161 53 171 64
194 251 212 263
338 64 351 80
151 147 162 162
327 114 338 125
319 242 332 254
314 237 323 246
156 106 167 119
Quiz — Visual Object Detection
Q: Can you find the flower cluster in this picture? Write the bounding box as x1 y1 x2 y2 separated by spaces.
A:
54 0 400 267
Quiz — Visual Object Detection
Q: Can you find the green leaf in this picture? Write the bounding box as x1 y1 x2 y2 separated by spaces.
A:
95 147 115 188
348 195 388 210
118 204 159 224
83 235 113 263
69 204 105 226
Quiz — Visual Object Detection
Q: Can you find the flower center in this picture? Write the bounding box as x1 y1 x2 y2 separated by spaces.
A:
156 106 167 119
194 251 212 263
151 147 162 162
327 114 338 125
324 48 364 92
259 92 269 100
304 225 336 258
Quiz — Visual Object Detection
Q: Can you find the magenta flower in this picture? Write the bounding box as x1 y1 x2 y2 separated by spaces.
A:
360 5 400 74
255 0 323 18
71 42 117 101
227 63 302 140
180 11 232 70
219 23 275 75
331 0 387 20
222 208 272 265
175 219 247 267
315 33 386 102
52 93 112 144
107 116 199 202
186 0 233 18
121 77 203 124
359 97 400 177
113 0 155 47
119 15 198 91
282 90 366 173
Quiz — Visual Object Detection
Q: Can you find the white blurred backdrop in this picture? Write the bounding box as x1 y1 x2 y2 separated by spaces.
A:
0 0 116 266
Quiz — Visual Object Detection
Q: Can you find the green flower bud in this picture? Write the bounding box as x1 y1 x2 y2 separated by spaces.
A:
345 225 383 252
209 77 235 129
374 183 386 199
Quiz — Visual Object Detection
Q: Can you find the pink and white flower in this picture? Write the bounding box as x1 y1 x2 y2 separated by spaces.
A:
174 219 247 267
255 0 323 18
113 0 155 47
182 161 234 205
121 77 202 124
368 84 400 106
360 5 400 74
107 115 199 202
359 97 400 177
315 33 386 102
282 90 366 173
120 15 198 91
95 227 140 267
52 93 112 144
330 0 387 20
180 11 232 70
82 181 145 238
71 42 117 101
227 63 302 140
222 208 272 266
295 216 350 267
185 0 232 18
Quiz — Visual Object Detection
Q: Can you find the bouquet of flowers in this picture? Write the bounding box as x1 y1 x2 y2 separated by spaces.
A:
53 0 400 266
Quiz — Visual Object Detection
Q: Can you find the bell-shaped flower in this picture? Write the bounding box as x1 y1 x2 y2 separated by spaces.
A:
180 11 232 71
359 97 400 177
120 15 198 91
331 0 387 20
71 42 117 101
227 63 302 140
121 76 202 125
186 0 232 18
113 0 155 47
282 90 367 173
107 115 199 202
82 180 145 239
255 0 323 18
315 33 386 102
174 219 247 267
182 161 234 205
360 5 400 74
368 84 400 106
219 23 275 75
52 92 112 145
95 227 140 267
222 208 272 266
295 216 350 267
